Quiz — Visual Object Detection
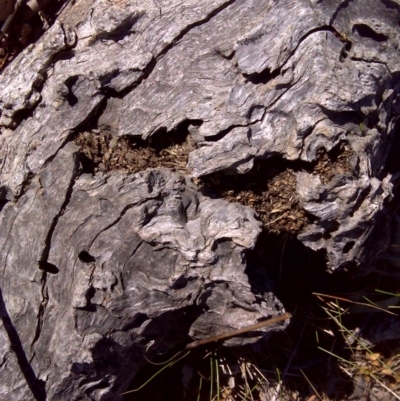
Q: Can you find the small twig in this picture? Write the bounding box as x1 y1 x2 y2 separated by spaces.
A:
185 313 291 350
266 212 290 227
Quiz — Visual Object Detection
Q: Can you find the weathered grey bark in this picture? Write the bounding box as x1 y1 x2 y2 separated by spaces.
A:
0 0 399 399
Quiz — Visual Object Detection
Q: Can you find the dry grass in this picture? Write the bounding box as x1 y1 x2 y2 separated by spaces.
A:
123 240 400 401
72 129 399 401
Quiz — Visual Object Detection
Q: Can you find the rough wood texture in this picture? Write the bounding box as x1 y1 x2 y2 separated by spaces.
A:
0 0 399 399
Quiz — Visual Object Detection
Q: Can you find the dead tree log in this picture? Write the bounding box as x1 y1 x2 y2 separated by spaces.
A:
0 0 399 399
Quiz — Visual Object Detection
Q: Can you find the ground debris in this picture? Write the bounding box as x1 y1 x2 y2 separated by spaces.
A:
314 142 354 185
198 161 312 234
1 0 398 399
196 142 355 234
74 129 196 175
